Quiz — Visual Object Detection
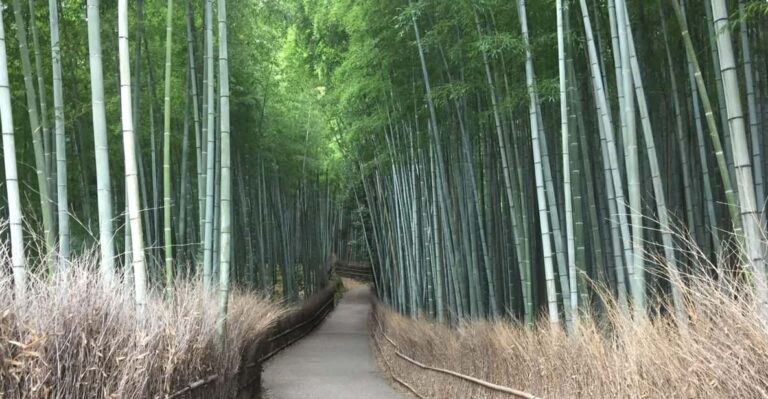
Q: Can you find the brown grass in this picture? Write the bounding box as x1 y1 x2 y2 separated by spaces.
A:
373 274 768 398
0 251 285 398
341 277 366 289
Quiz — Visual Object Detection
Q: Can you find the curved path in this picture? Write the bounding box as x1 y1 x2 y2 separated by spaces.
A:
262 286 400 399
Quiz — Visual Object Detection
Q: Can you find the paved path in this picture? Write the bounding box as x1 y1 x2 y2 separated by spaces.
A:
262 286 400 399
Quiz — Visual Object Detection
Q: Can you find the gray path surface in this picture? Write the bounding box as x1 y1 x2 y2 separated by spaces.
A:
262 286 400 399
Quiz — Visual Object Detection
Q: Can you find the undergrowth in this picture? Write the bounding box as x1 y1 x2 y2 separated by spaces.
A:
375 268 768 398
0 251 285 398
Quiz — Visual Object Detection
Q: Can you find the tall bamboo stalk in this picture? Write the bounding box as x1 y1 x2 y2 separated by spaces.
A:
11 0 53 270
518 0 561 326
557 0 578 316
27 0 52 192
162 0 175 294
203 0 216 291
0 7 26 300
49 0 69 272
669 0 741 240
86 0 115 285
737 0 764 210
711 0 767 308
118 0 148 317
186 0 205 245
216 0 232 342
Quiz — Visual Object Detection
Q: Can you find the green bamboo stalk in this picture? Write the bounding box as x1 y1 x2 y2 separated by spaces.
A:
118 0 148 317
48 0 69 272
711 0 767 309
737 0 764 210
669 0 742 244
216 0 232 343
518 0 560 326
11 0 54 270
86 0 116 285
203 0 216 292
162 0 175 296
0 7 27 300
558 0 578 316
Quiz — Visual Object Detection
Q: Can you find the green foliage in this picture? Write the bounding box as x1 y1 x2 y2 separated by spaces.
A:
0 0 347 257
273 0 569 192
744 1 768 18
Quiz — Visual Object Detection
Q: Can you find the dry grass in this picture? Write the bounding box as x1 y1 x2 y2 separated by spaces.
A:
374 274 768 398
0 251 285 398
341 277 366 289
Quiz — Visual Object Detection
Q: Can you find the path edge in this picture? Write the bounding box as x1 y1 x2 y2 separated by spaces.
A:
165 279 341 398
239 279 341 398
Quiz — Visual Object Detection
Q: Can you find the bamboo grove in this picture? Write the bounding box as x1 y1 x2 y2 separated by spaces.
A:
0 0 343 338
296 0 768 325
3 0 768 336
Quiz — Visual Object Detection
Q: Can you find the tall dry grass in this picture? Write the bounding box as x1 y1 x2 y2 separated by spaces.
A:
0 250 285 398
374 271 768 398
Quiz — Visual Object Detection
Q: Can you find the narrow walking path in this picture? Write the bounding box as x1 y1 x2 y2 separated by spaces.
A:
263 286 400 399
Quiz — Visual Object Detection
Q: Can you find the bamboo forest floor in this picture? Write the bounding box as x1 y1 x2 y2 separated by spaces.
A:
262 285 401 399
